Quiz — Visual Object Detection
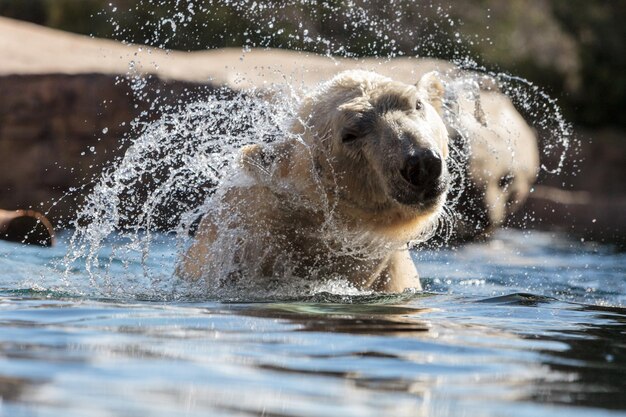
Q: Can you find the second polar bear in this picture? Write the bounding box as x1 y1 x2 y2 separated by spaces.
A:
178 70 450 292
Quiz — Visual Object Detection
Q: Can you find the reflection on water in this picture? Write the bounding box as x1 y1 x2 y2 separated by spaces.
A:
0 297 624 416
0 230 625 416
528 303 626 411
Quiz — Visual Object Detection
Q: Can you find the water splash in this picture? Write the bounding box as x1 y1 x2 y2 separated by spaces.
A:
62 87 299 296
60 0 575 300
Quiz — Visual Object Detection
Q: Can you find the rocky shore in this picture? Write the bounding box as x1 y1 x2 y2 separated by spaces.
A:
1 17 624 246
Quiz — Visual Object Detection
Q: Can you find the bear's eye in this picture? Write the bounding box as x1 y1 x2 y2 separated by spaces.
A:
342 132 359 143
415 100 423 110
498 173 514 189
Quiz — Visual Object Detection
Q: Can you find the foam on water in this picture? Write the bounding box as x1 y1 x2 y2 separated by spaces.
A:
57 0 574 300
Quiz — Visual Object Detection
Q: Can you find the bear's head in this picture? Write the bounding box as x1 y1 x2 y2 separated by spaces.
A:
241 70 450 243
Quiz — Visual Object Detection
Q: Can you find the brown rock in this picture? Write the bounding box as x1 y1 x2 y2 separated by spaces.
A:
511 129 626 247
0 208 54 246
0 73 214 226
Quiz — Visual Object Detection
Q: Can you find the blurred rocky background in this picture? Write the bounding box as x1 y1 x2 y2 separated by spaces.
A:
0 0 624 246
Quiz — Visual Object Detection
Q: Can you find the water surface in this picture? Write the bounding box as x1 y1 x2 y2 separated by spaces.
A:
1 230 625 417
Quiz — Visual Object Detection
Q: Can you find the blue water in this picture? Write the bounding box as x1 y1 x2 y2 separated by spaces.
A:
1 229 625 417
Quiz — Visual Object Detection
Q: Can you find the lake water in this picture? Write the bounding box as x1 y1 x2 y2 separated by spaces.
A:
0 229 624 417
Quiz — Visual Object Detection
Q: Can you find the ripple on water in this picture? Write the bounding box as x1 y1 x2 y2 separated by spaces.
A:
0 282 625 416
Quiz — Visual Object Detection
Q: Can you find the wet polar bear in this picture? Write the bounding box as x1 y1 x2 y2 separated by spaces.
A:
178 70 449 292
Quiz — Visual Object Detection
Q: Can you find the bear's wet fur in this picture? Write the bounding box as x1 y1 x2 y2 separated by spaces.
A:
178 70 450 292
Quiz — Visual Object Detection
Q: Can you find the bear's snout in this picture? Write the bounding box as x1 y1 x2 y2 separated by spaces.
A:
401 149 443 197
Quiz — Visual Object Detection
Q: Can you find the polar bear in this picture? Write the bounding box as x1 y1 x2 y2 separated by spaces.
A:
452 90 540 241
177 70 449 292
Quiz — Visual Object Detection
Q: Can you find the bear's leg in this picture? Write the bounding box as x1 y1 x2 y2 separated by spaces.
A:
374 248 422 292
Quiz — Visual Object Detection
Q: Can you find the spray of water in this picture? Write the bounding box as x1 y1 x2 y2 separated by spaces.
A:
59 1 573 300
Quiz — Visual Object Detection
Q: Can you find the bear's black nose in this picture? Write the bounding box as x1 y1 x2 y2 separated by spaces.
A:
402 149 443 190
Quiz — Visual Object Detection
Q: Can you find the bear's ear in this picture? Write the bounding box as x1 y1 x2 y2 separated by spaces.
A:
239 141 294 181
417 71 445 115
